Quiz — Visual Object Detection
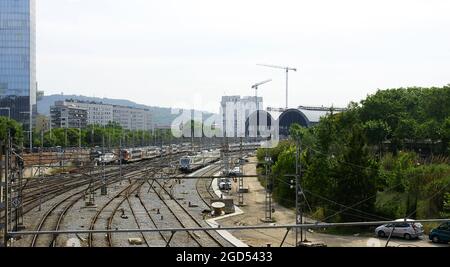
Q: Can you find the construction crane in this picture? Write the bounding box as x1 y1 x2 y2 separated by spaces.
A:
251 79 272 111
257 64 297 109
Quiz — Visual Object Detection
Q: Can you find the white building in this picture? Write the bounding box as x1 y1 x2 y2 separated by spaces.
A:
113 105 152 131
53 100 152 130
50 101 88 129
65 99 113 126
220 95 263 138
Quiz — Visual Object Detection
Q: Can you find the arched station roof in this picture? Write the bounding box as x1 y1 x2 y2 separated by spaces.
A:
245 110 274 137
278 109 310 136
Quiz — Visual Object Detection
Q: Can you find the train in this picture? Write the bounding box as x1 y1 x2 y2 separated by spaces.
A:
119 144 193 164
89 142 261 166
179 149 221 173
228 142 261 152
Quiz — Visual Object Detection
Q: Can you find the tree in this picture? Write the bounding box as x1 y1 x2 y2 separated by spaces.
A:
363 120 391 157
443 193 450 217
442 117 450 155
271 145 296 207
333 125 379 222
0 117 24 146
363 120 391 146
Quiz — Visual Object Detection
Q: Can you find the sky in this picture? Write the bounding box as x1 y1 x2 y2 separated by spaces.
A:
37 0 450 113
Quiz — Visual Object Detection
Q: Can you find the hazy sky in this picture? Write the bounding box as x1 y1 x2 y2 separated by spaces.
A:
37 0 450 113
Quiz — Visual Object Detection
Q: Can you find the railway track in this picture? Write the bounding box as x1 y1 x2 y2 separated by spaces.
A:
195 165 223 209
29 163 167 247
5 149 252 247
96 160 229 247
11 152 181 247
88 180 140 247
151 177 227 247
1 152 188 223
87 157 182 247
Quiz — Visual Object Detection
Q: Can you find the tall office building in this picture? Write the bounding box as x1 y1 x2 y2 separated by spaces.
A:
0 0 37 125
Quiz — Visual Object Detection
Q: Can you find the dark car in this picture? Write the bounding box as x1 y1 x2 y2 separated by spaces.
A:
429 222 450 243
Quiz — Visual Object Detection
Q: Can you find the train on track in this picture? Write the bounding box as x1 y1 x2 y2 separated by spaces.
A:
228 142 261 152
89 142 261 166
179 149 221 173
119 144 193 164
89 143 192 165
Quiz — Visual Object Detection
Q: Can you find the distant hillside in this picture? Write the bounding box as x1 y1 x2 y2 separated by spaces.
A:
38 94 216 127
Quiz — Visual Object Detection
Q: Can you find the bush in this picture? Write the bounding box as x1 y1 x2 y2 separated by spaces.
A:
375 192 406 219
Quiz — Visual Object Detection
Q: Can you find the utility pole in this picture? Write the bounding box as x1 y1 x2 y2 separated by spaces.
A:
119 136 123 185
285 137 306 246
38 130 43 211
0 107 10 214
14 154 25 231
3 141 9 247
295 138 304 245
237 137 244 206
101 133 107 195
64 127 67 148
261 146 274 223
2 113 12 246
19 111 33 152
257 64 297 109
78 120 81 148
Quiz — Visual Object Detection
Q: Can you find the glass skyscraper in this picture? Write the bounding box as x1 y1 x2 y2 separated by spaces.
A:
0 0 36 126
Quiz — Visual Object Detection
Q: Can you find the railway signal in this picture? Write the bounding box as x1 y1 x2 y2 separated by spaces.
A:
11 197 21 208
257 64 297 109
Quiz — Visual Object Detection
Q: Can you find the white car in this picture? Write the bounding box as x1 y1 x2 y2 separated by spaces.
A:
375 219 424 240
219 181 231 190
218 178 232 190
229 167 241 176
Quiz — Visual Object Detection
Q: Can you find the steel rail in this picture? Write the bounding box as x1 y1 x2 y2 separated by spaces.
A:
10 219 450 236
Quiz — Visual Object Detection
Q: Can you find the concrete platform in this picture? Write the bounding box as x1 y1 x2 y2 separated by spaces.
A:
204 175 248 247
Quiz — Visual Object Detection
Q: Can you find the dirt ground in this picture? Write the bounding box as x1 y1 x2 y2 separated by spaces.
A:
216 157 446 247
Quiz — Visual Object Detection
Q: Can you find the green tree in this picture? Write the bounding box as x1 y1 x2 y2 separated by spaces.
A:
333 126 379 222
271 145 296 207
363 120 391 146
443 193 450 217
0 117 24 146
442 117 450 155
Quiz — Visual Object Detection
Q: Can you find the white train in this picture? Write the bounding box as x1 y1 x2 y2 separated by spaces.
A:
228 142 261 152
96 152 117 165
179 149 220 173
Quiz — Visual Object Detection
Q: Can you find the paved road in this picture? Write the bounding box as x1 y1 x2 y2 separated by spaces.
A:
303 230 449 247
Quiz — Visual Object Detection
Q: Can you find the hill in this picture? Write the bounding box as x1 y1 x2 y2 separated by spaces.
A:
38 94 216 127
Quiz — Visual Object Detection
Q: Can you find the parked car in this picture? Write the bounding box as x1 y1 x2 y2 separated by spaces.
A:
218 178 232 190
429 222 450 243
375 219 424 240
229 167 242 177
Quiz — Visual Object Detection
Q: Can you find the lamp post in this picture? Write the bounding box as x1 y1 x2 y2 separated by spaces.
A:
78 119 81 148
19 111 32 152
